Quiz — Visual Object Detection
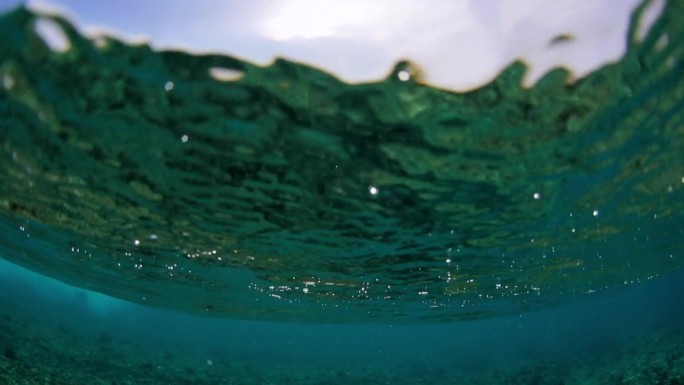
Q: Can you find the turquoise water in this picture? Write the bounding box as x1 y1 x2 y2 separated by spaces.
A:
1 258 683 383
1 1 684 383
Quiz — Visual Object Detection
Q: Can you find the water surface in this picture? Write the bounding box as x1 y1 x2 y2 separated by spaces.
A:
2 3 682 323
1 1 684 383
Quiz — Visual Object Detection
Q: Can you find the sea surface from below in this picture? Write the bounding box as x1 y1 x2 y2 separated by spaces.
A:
1 1 684 383
0 2 682 323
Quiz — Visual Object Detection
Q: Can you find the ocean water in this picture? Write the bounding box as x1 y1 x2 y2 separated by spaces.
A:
0 259 682 384
1 1 683 384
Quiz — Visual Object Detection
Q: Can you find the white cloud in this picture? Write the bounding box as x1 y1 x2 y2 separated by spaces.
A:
25 0 657 91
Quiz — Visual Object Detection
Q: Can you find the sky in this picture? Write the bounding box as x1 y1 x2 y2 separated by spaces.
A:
0 0 666 91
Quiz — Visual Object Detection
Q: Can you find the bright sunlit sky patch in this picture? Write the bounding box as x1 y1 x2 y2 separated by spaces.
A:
0 0 665 91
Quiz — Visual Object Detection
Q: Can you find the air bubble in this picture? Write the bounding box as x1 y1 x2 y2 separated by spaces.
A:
209 67 244 82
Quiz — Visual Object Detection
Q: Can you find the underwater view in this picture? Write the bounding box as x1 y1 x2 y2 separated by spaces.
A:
1 0 683 383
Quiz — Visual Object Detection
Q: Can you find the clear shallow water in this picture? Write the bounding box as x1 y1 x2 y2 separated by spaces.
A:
0 1 684 383
1 258 683 384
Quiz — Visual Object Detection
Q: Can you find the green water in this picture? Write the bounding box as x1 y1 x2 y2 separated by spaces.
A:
1 1 684 384
1 3 682 322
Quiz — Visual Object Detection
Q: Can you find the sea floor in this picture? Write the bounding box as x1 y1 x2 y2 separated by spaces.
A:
1 289 683 385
